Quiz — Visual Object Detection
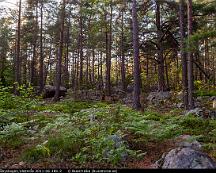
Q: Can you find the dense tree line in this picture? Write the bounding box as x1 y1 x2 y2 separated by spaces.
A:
0 0 215 110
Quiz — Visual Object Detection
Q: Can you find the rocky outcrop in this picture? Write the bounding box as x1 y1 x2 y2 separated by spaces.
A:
175 135 202 150
147 92 171 105
157 147 216 169
42 85 67 98
156 134 216 169
185 108 216 119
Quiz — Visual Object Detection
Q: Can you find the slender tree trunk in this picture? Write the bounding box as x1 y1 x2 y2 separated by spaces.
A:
132 0 141 110
179 0 188 109
86 50 89 85
39 0 44 93
204 39 209 83
121 10 126 92
0 49 6 85
100 51 103 90
14 0 22 95
187 0 194 109
105 6 112 96
79 13 84 89
64 17 70 88
92 49 95 85
146 55 149 90
156 2 166 92
22 46 28 84
164 56 170 89
31 43 37 86
53 0 65 101
44 44 52 85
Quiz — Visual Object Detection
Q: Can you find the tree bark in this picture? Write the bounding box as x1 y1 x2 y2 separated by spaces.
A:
53 0 65 101
14 0 22 95
79 10 84 89
132 0 141 110
156 1 166 92
179 0 188 109
39 0 44 93
187 0 194 109
121 10 126 92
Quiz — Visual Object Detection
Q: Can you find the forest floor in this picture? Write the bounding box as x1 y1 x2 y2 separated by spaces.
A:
0 90 216 169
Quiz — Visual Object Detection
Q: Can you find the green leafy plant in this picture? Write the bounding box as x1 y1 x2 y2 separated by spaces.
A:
22 145 50 163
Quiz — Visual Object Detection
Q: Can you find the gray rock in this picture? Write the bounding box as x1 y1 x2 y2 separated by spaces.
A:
210 96 216 101
147 92 171 105
176 102 184 109
185 108 203 117
158 147 216 169
32 125 39 131
208 110 216 119
43 85 67 98
104 135 128 162
89 114 97 123
185 108 216 119
175 135 202 150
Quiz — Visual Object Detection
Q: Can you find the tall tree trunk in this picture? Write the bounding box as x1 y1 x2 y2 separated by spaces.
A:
187 0 194 109
0 49 6 85
63 17 70 88
22 46 28 84
79 12 84 89
53 0 65 101
44 43 52 85
121 10 126 92
86 50 89 85
100 51 103 90
156 2 166 92
14 0 22 95
39 0 44 93
132 0 141 110
204 39 209 83
105 4 112 96
179 0 188 109
164 56 170 89
92 49 95 85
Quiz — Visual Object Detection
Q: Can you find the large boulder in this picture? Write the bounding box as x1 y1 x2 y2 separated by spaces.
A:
112 87 127 99
147 91 171 105
185 108 204 117
185 108 216 119
158 147 216 169
175 135 202 150
43 85 67 98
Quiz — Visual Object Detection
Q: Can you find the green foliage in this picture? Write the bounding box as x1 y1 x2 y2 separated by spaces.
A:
179 115 208 131
195 90 216 97
2 95 216 166
18 84 35 98
32 100 99 114
0 122 26 148
21 104 142 165
0 85 39 110
22 145 50 163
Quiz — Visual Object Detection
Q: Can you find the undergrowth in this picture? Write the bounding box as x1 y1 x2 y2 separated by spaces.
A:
1 88 216 165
